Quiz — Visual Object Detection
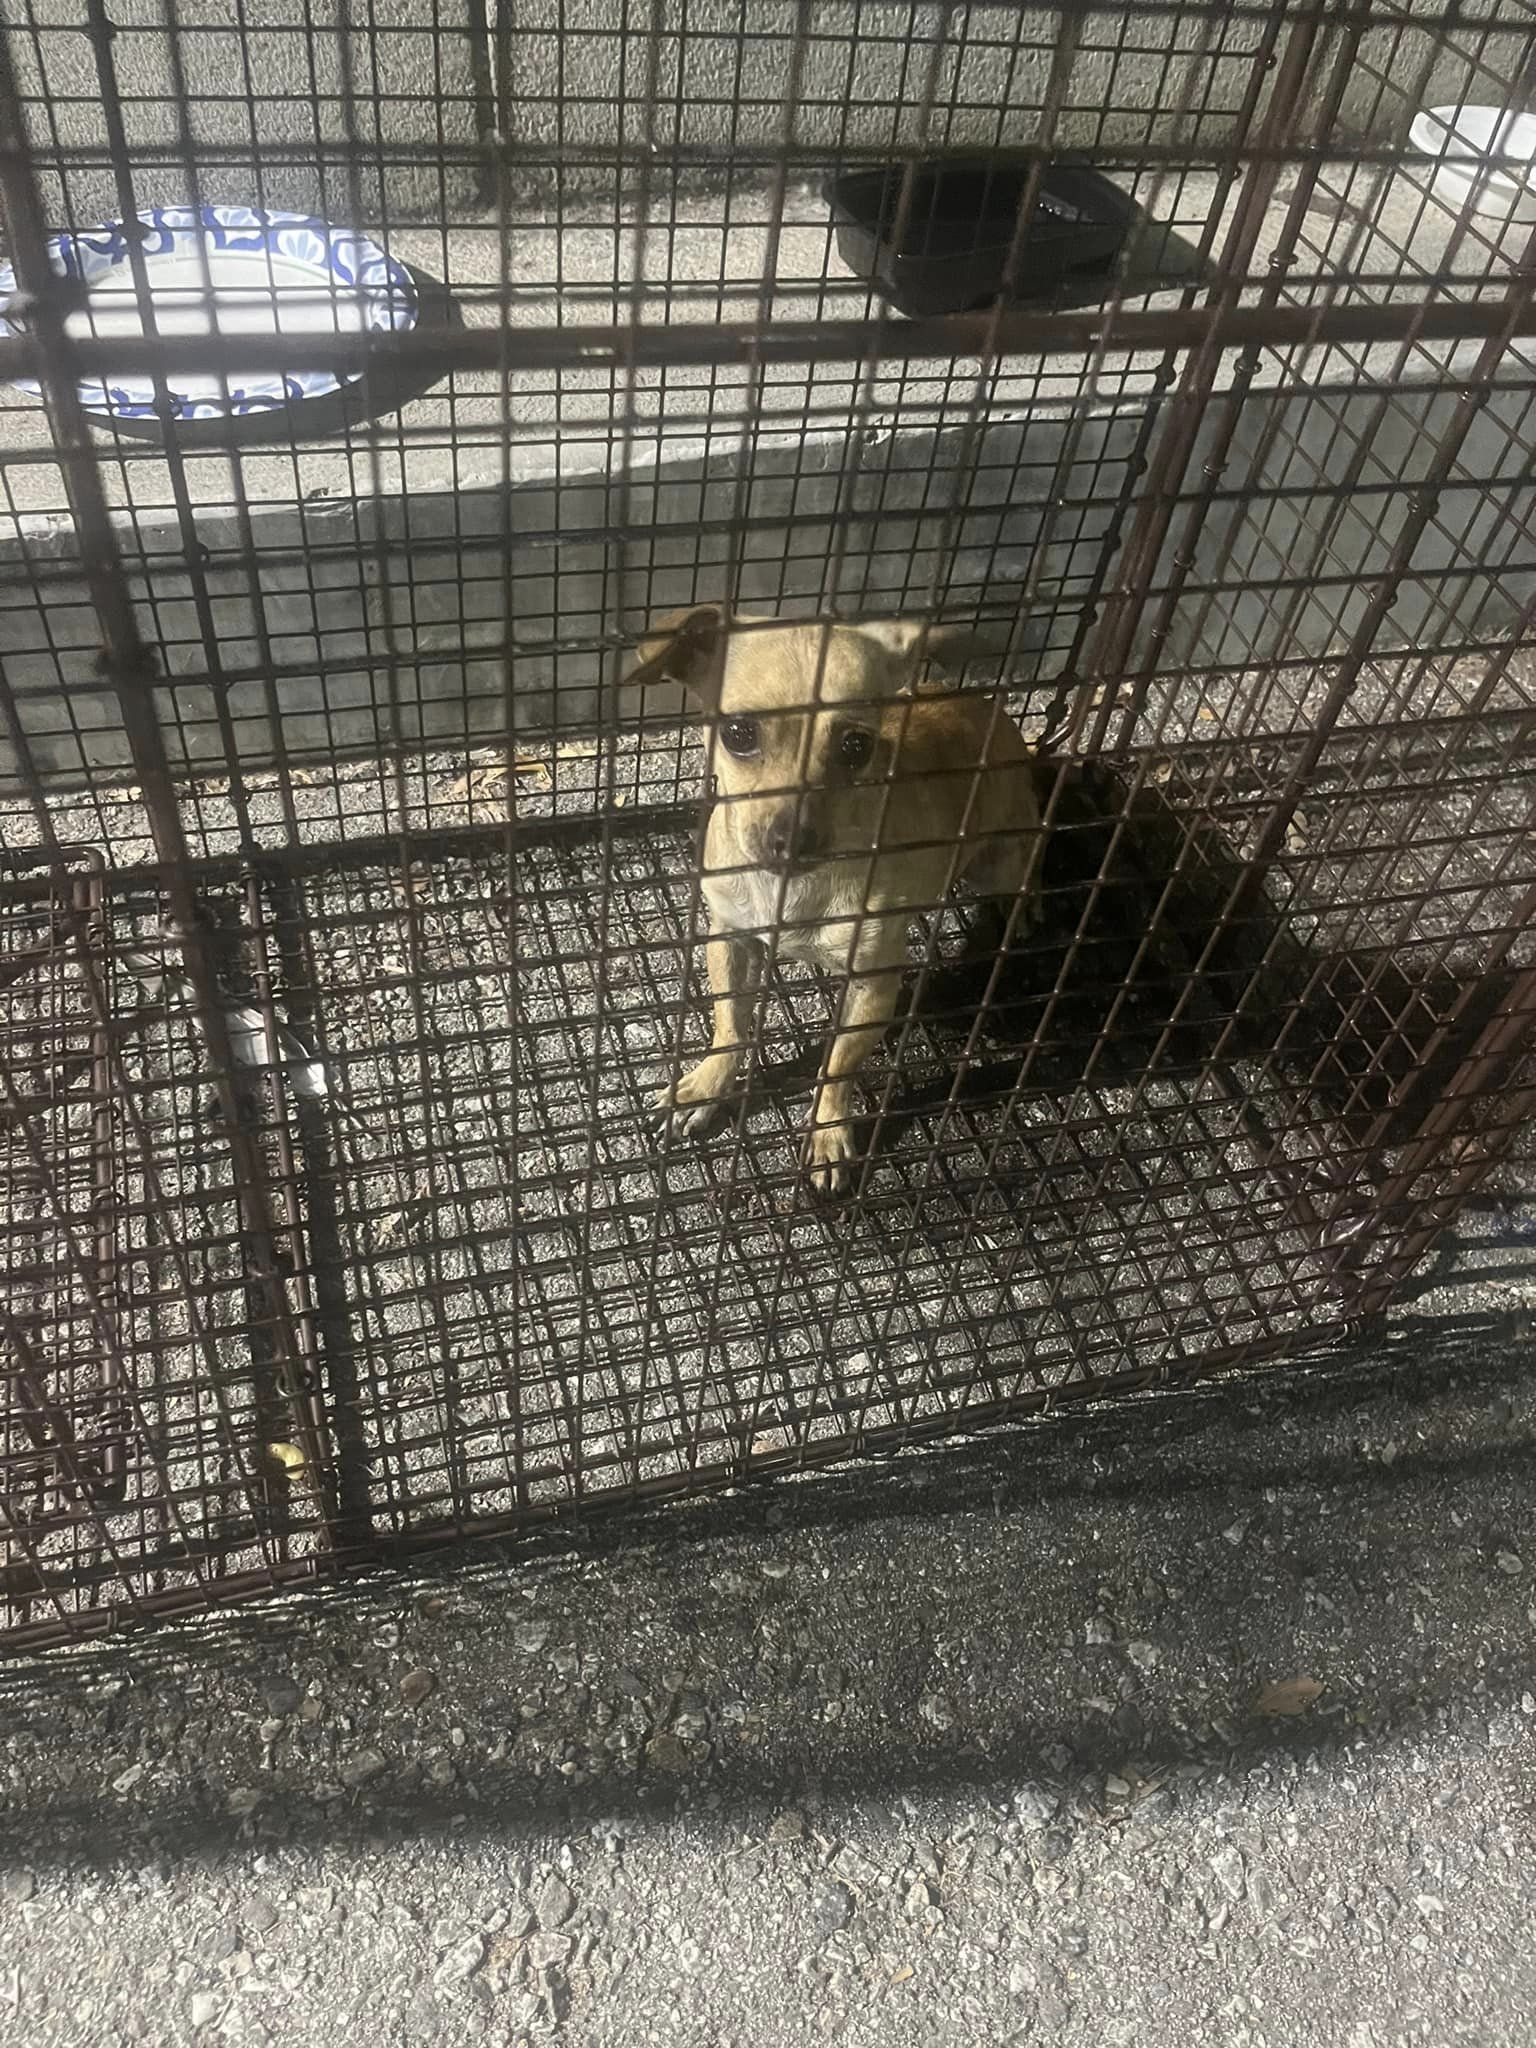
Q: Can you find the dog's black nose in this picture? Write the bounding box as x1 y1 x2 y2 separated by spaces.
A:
762 806 820 869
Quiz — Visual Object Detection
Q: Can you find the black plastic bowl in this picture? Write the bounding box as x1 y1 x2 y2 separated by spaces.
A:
826 157 1136 318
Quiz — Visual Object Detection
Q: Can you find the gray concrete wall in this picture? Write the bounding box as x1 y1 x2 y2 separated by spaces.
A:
490 0 1518 186
1154 369 1536 677
4 369 1533 797
14 0 489 225
0 405 1138 789
494 0 1270 177
13 0 1516 234
1332 2 1536 146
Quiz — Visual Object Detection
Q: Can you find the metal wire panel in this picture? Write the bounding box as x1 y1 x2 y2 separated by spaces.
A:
2 0 1536 1647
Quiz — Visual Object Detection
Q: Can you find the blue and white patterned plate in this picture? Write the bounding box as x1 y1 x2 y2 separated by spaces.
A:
0 205 416 420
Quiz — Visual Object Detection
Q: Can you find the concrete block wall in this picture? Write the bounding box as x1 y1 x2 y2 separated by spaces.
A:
4 371 1533 796
491 0 1521 185
0 406 1138 789
494 0 1270 178
1161 372 1536 679
12 0 490 225
10 1 1521 228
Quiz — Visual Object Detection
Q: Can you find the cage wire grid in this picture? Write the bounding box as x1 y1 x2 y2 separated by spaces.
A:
2 0 1536 1647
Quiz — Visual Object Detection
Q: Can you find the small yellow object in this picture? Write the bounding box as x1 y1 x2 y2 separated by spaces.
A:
266 1441 307 1473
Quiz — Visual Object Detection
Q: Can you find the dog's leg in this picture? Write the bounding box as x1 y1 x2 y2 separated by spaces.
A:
806 926 908 1196
656 930 761 1137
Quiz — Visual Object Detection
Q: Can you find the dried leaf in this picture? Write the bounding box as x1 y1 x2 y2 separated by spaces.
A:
266 1441 307 1473
1195 705 1218 723
448 753 554 800
554 738 600 759
891 1965 915 1985
373 1211 407 1248
1253 1674 1323 1717
449 765 508 801
645 1730 707 1772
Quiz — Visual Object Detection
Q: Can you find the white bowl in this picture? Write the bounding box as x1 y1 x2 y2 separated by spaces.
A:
0 205 416 423
1409 104 1536 223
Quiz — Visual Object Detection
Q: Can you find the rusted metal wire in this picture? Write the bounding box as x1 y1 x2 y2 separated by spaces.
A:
3 0 1536 1650
6 299 1536 383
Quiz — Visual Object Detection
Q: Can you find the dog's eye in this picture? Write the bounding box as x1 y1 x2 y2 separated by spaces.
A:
838 726 874 768
717 717 760 759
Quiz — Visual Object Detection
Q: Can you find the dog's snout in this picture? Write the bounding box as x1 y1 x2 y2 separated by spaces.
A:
761 805 821 870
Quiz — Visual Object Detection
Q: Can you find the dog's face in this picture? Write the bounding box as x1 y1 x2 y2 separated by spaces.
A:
628 606 991 873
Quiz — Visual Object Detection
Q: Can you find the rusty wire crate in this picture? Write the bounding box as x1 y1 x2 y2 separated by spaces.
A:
3 0 1536 1650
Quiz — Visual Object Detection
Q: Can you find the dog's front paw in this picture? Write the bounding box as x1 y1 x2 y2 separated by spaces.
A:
805 1114 861 1198
654 1056 740 1139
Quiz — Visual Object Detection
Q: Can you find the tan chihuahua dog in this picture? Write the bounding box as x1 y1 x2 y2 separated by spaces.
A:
628 605 1044 1193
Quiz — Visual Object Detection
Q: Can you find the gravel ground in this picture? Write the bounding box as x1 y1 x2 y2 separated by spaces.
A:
4 1287 1536 2048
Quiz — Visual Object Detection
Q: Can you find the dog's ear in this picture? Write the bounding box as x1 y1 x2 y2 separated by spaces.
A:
624 602 728 711
857 618 1006 672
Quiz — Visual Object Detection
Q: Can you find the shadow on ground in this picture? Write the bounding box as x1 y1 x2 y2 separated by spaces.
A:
3 1301 1535 1877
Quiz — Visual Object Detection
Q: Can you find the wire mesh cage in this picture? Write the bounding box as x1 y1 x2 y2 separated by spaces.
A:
2 0 1535 1649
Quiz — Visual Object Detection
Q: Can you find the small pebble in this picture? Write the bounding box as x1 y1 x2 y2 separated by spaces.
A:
514 1620 552 1653
246 1898 279 1936
399 1668 436 1707
404 1987 440 2032
1487 1710 1522 1749
199 1924 241 1965
1012 1783 1059 1831
189 1991 224 2031
810 1879 853 1938
260 1677 302 1717
1496 1551 1524 1577
433 1932 485 1986
645 1732 701 1772
340 1749 387 1788
2 1870 37 1903
536 1876 576 1929
1210 1844 1246 1903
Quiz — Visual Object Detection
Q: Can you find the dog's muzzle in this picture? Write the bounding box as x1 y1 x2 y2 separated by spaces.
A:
759 805 823 872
